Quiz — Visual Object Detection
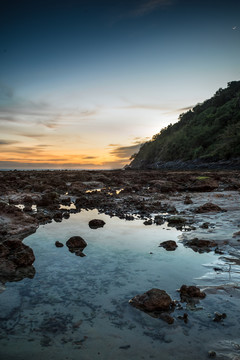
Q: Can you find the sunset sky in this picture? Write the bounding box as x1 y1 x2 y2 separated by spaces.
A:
0 0 239 169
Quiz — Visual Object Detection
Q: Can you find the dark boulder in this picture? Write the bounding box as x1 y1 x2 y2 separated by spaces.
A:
129 288 174 312
89 219 105 229
55 241 64 248
159 240 178 251
66 236 87 251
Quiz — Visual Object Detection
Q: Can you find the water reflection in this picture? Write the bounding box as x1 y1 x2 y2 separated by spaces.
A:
0 210 239 360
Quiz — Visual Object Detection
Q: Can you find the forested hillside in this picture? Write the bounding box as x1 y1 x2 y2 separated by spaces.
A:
130 81 240 169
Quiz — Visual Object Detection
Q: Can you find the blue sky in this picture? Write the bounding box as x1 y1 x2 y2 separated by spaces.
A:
0 0 239 168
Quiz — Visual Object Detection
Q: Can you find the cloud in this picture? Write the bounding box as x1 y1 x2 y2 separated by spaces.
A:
81 156 97 160
0 139 19 145
17 133 45 139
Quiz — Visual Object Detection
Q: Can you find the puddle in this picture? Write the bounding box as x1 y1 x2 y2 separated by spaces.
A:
0 210 239 359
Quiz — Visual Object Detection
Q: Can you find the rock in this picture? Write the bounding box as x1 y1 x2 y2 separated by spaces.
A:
0 239 35 282
1 239 35 267
154 215 164 225
55 241 64 248
60 196 71 205
53 211 63 222
129 288 175 312
125 215 134 221
88 219 105 229
233 231 240 238
24 204 32 212
23 195 34 204
166 205 177 214
159 313 174 324
143 219 152 225
177 313 188 323
185 238 217 253
184 196 193 205
149 180 177 193
37 192 59 207
168 216 186 227
208 351 217 358
159 240 178 251
213 312 227 322
195 203 226 213
74 250 86 257
200 222 210 229
66 236 87 251
179 285 206 302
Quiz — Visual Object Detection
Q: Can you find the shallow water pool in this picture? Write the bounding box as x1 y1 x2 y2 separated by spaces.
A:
0 210 239 360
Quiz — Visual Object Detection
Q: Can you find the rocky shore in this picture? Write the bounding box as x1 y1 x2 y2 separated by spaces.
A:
0 169 240 285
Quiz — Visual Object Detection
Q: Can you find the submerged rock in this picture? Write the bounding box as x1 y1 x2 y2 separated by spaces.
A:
213 312 227 322
185 238 217 253
88 219 105 229
0 239 35 282
179 285 206 302
129 288 175 313
159 240 178 251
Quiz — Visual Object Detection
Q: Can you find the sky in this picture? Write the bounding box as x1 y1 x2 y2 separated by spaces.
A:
0 0 239 169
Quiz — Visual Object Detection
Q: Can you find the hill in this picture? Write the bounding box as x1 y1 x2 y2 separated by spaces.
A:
129 81 240 169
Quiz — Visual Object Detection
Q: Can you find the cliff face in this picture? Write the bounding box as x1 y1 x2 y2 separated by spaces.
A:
129 81 240 169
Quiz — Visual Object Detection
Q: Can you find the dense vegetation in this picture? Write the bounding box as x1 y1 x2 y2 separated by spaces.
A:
130 81 240 168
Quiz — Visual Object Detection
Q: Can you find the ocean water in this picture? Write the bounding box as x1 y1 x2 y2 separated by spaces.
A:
0 209 239 360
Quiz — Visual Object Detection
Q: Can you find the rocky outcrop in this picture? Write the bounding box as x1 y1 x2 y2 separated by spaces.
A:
0 239 35 283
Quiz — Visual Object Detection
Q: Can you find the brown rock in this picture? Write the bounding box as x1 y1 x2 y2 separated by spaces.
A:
55 241 64 248
195 203 226 213
89 219 105 229
66 236 87 251
159 240 178 251
180 285 206 302
129 288 174 312
213 312 226 322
